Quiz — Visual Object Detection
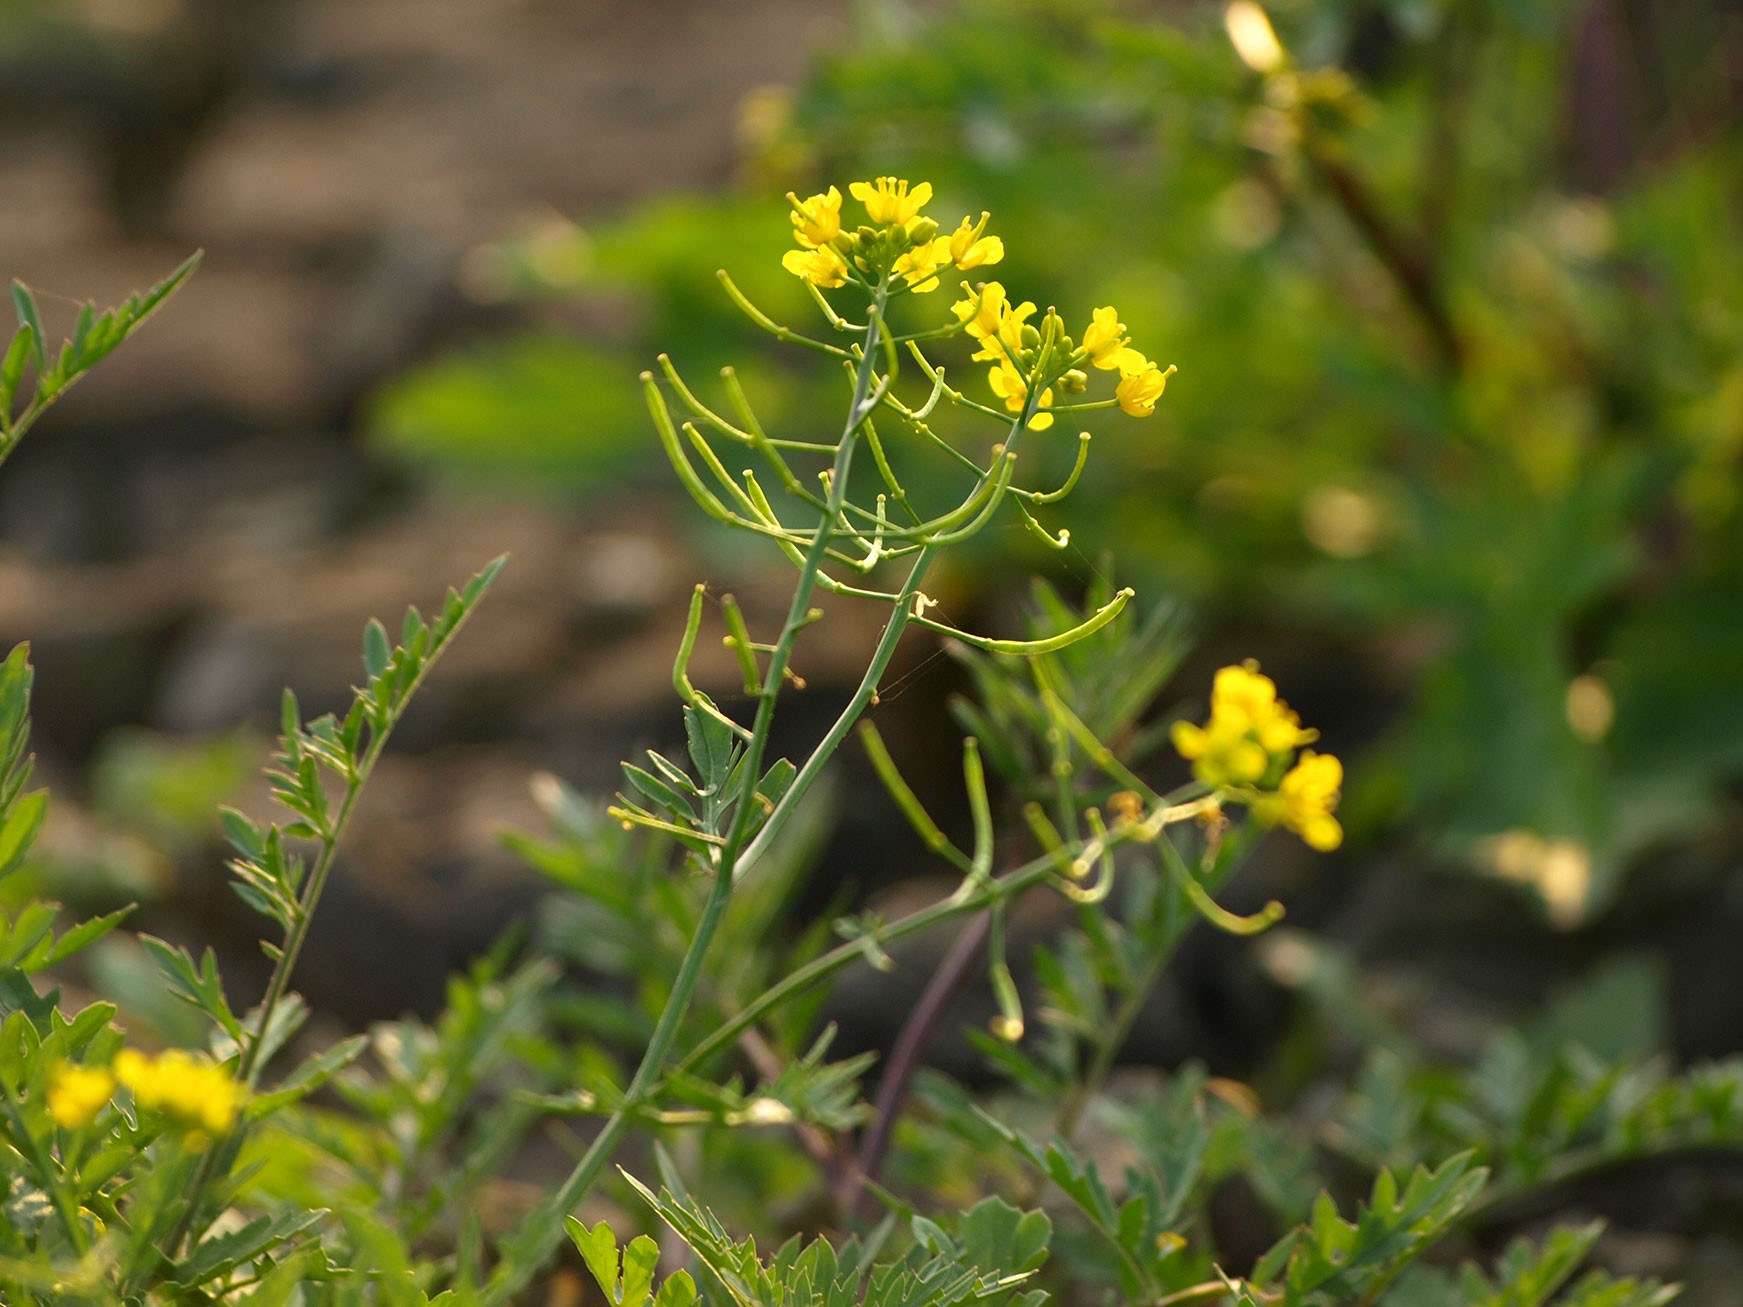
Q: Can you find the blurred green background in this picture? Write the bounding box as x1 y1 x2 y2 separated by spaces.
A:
372 0 1743 920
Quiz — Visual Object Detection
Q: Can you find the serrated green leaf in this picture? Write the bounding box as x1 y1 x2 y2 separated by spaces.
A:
0 788 47 881
620 1234 661 1307
41 905 133 968
170 1210 325 1289
280 689 301 750
10 282 45 370
266 1033 368 1101
138 935 244 1041
1 324 32 410
957 1197 1051 1277
684 700 737 793
1 900 56 969
0 967 57 1027
623 763 696 820
67 303 93 362
652 1270 698 1307
463 553 509 606
220 807 267 860
363 617 391 682
571 1220 622 1302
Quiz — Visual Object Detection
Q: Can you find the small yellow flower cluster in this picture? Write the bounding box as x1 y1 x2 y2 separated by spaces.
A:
1079 304 1176 418
952 281 1056 429
116 1049 246 1136
781 177 1004 293
778 177 1174 431
45 1049 246 1137
46 1062 117 1129
950 289 1177 430
1172 661 1343 850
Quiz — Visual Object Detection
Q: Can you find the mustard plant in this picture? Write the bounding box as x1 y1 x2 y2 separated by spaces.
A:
3 181 1721 1307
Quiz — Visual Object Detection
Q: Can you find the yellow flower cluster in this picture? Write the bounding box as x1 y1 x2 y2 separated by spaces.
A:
949 288 1178 429
1079 304 1176 418
781 177 1004 294
1172 661 1343 850
952 281 1055 429
116 1049 246 1136
47 1048 246 1136
46 1062 117 1129
778 177 1174 430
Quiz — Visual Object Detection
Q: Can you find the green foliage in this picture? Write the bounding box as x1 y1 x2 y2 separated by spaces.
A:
368 334 652 491
1 254 200 464
6 20 1743 1303
629 1176 1051 1307
1394 1222 1678 1307
570 1220 698 1307
0 262 511 1296
1249 1153 1488 1304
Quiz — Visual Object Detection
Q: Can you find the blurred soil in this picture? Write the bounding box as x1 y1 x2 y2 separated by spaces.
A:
0 0 861 1019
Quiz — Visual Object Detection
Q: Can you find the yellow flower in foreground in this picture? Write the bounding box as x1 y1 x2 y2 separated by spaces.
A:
1114 358 1175 418
788 186 843 247
850 176 933 226
952 280 1008 338
953 283 1035 362
47 1062 116 1128
1254 751 1344 850
1173 661 1341 851
987 361 1054 430
946 213 1004 270
782 245 849 288
1172 661 1315 786
1082 306 1144 373
893 237 951 292
115 1049 246 1136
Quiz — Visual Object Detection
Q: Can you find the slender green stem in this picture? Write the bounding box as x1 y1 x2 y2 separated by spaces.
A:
1055 827 1263 1142
145 583 500 1289
486 291 895 1306
679 839 1082 1078
735 547 933 874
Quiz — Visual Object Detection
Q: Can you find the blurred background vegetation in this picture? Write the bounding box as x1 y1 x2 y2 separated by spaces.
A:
375 0 1743 922
3 0 1742 1070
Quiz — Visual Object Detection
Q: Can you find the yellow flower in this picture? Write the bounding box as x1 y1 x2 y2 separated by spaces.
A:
1254 751 1344 850
1114 358 1175 418
987 361 1055 430
1082 306 1144 373
781 245 850 289
893 236 950 292
788 186 843 247
945 213 1004 270
1172 715 1270 784
953 281 1009 339
850 176 933 226
1172 661 1315 787
47 1062 116 1129
115 1049 246 1136
953 283 1036 363
1173 662 1341 851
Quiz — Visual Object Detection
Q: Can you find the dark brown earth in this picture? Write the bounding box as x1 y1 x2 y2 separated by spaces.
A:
1 0 863 1019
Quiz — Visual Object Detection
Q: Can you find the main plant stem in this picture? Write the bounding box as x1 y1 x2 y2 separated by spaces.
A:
487 292 908 1305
